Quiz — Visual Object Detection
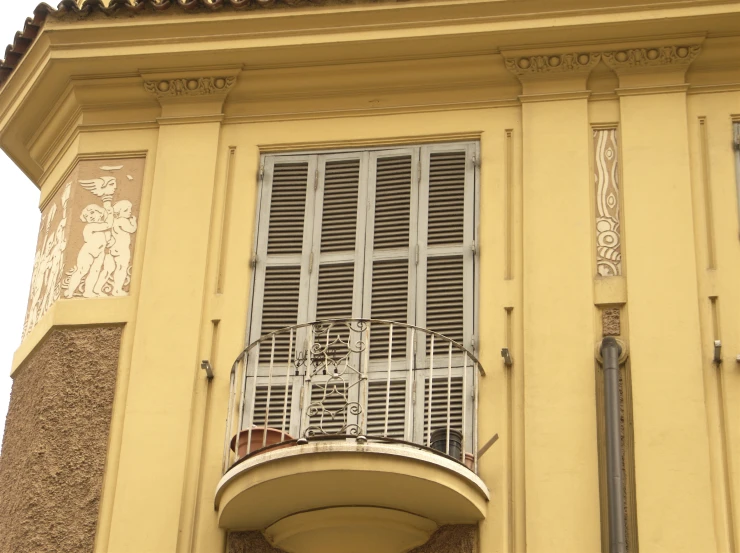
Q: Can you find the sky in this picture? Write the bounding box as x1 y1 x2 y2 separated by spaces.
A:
0 1 46 448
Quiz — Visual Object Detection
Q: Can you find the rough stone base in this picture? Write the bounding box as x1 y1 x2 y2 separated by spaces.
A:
409 525 478 553
228 531 284 553
228 524 478 553
0 326 122 553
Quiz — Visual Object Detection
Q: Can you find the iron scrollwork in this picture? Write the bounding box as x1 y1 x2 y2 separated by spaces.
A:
302 320 368 438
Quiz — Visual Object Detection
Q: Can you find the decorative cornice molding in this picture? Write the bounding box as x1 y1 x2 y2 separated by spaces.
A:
504 52 600 77
143 76 236 98
602 45 701 72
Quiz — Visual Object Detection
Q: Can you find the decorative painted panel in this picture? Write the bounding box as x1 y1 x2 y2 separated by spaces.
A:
593 129 622 277
23 158 145 339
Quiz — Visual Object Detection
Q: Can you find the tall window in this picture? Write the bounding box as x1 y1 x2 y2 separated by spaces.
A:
246 142 478 442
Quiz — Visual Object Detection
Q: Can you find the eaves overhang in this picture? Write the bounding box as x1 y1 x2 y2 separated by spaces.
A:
1 0 739 185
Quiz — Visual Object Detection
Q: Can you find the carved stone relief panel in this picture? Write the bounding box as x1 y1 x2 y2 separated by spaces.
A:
593 129 622 277
23 158 145 339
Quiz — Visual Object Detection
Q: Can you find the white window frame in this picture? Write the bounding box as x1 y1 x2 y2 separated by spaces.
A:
244 141 481 445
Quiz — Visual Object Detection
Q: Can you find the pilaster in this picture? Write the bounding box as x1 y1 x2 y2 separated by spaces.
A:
106 70 237 553
607 43 718 553
505 49 602 553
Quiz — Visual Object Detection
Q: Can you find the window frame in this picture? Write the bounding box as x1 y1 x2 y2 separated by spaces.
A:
244 140 481 445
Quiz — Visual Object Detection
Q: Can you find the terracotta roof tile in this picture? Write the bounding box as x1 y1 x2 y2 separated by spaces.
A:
1 0 371 89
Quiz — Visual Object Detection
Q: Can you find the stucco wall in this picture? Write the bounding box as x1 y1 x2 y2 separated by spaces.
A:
0 326 122 553
408 525 478 553
228 531 285 553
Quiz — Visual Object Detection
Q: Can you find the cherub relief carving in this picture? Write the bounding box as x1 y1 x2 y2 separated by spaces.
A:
23 158 144 340
63 166 139 298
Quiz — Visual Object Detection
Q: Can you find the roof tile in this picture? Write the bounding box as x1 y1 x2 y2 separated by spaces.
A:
1 0 373 89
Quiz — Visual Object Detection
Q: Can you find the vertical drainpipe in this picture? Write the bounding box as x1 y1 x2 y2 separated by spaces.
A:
600 337 626 553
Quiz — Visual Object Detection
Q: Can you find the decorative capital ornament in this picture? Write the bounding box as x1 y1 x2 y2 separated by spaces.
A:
144 76 236 98
602 45 701 71
504 52 601 76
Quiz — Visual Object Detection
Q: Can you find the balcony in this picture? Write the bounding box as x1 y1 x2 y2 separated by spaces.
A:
215 319 489 553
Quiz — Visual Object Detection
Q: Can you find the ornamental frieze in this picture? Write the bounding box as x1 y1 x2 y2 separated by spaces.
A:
601 46 701 70
144 76 236 98
504 53 601 76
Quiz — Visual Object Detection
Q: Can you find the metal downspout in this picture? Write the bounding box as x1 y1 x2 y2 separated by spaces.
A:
600 337 626 553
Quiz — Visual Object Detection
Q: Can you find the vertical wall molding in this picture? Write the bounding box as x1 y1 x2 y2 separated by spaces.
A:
699 118 717 268
733 122 740 239
593 128 623 276
504 307 515 553
217 147 237 293
711 297 737 553
505 130 514 280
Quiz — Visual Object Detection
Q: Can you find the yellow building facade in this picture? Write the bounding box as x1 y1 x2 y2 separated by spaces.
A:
1 1 739 553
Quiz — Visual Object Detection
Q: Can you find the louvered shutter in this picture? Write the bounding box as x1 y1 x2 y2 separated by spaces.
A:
245 155 316 438
304 153 368 437
413 143 477 447
360 149 419 439
415 143 475 358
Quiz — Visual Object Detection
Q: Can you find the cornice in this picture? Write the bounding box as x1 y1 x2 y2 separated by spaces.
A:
143 76 236 98
602 45 701 72
504 52 600 77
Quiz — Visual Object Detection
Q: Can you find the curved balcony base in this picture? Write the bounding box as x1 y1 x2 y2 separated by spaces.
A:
265 507 437 553
216 441 489 532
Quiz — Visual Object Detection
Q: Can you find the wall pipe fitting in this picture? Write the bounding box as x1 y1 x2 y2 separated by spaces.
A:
600 337 626 553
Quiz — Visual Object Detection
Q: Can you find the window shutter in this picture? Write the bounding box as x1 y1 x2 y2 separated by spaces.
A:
416 144 476 360
361 150 419 363
303 154 368 438
308 154 367 322
249 156 316 365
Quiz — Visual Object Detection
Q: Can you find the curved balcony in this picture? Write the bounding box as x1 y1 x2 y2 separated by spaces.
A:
215 319 488 553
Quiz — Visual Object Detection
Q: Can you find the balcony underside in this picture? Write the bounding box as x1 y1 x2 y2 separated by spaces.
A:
215 441 489 553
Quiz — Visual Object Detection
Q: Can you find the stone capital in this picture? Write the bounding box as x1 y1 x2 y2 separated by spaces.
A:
602 45 701 73
143 76 237 99
141 69 241 120
503 51 601 98
504 52 600 78
602 44 701 91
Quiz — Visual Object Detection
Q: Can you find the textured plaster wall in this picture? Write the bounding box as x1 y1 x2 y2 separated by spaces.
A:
227 525 477 553
228 531 285 553
0 326 122 553
408 525 478 553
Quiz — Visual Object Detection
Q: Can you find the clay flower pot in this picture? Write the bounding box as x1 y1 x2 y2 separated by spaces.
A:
230 427 293 458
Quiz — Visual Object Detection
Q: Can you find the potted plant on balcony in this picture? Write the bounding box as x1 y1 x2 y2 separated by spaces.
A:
230 427 294 458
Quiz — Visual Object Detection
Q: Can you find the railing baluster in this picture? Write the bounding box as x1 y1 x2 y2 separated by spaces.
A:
223 360 237 474
446 340 452 457
236 353 250 461
427 334 434 447
281 328 293 441
263 334 276 448
221 319 485 474
384 324 393 437
461 353 468 466
361 322 370 436
405 327 415 442
474 361 480 473
247 349 259 457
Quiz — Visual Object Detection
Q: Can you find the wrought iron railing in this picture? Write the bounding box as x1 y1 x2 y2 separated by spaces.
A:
222 319 485 474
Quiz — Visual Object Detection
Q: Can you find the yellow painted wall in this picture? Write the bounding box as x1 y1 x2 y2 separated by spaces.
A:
2 3 740 553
